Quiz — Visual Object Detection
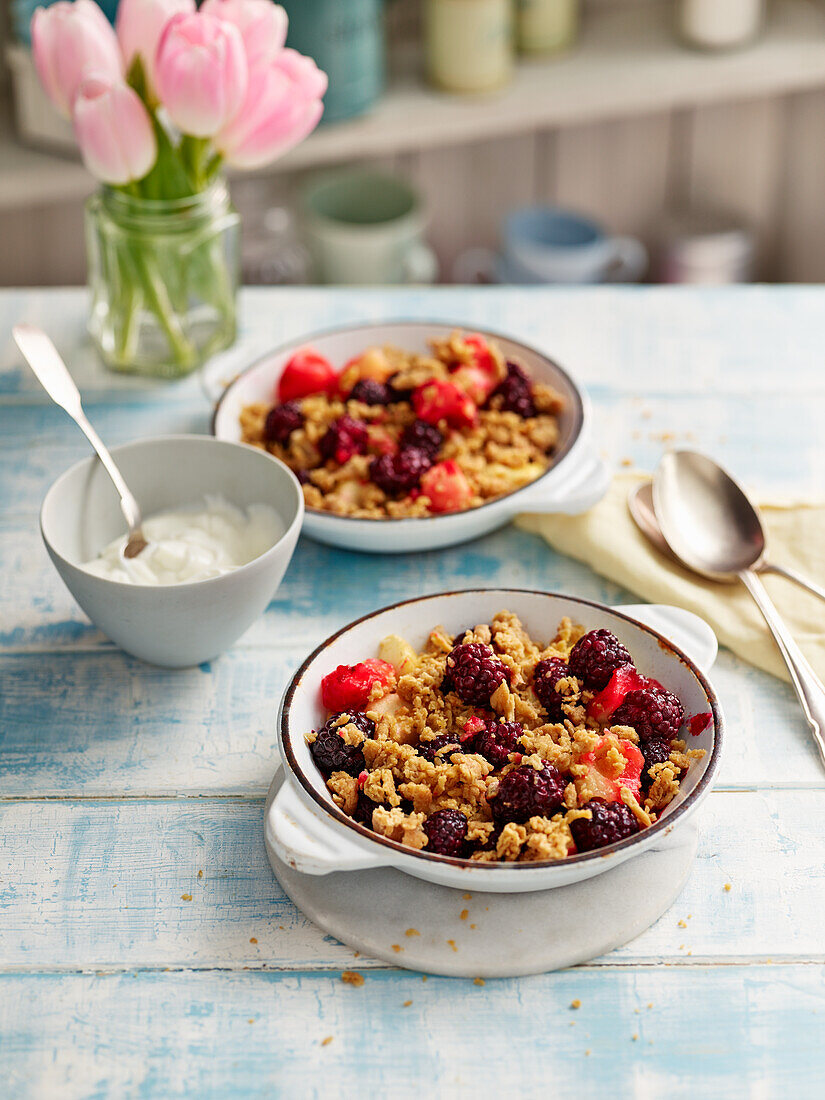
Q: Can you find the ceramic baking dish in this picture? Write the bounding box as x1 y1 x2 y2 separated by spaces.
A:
266 589 723 893
211 321 609 553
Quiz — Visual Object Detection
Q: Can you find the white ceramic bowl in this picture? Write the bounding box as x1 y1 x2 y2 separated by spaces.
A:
267 590 723 894
41 435 303 668
212 321 609 553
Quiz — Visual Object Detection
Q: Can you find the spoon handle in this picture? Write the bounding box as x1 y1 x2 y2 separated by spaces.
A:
762 562 825 606
739 569 825 769
13 324 143 535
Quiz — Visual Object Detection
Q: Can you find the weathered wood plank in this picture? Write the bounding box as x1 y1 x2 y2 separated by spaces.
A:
2 964 825 1099
1 790 823 972
0 517 820 795
4 287 825 403
3 385 823 521
0 641 816 795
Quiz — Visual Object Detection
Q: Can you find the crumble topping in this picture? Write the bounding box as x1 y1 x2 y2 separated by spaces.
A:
307 613 706 862
240 331 564 518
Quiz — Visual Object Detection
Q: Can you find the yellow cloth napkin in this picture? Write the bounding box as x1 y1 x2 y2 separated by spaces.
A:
517 473 825 683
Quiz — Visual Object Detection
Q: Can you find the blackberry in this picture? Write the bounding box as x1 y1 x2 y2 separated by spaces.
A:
445 642 509 706
418 733 462 763
568 629 633 690
474 719 523 770
423 809 468 857
613 687 684 743
570 798 640 852
295 469 310 485
641 740 672 792
350 379 393 406
323 712 376 739
533 657 572 720
488 362 536 418
309 729 365 776
352 790 376 828
400 420 444 457
264 401 303 444
386 374 414 403
370 447 432 496
319 415 369 465
491 763 566 823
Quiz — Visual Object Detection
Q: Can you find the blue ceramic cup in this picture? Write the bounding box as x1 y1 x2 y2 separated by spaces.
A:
503 206 648 284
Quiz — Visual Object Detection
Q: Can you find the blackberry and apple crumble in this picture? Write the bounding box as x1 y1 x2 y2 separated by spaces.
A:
305 614 706 863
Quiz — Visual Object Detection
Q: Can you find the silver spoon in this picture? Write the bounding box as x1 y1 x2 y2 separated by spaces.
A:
629 481 825 604
654 449 825 769
13 324 148 559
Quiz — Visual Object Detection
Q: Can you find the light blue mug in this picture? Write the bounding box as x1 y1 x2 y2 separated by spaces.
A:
454 206 648 284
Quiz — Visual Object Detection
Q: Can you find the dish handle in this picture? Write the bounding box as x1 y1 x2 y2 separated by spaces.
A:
515 449 610 517
617 604 718 674
266 776 390 876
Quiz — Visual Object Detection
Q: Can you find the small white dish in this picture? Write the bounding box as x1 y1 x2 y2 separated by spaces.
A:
266 590 722 894
40 435 303 667
211 321 609 553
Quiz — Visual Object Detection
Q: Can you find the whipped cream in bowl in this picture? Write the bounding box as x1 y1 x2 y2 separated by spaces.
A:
82 495 285 586
41 435 304 667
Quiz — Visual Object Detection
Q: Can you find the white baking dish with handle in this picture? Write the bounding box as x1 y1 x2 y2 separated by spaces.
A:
211 321 609 553
266 590 722 893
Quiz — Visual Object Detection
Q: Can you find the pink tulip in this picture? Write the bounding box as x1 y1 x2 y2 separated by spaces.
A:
31 0 123 119
116 0 195 93
215 48 326 169
154 12 247 138
73 76 157 185
201 0 288 71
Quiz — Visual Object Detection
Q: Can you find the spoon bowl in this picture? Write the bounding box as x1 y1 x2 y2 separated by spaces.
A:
653 449 825 770
653 450 765 580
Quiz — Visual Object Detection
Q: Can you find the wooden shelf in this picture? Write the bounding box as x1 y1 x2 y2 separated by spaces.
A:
3 0 825 209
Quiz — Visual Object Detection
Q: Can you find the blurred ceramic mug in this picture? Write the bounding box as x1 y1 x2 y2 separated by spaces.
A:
454 206 647 284
300 171 439 285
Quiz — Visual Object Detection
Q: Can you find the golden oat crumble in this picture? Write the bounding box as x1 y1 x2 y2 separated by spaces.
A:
308 613 705 863
240 332 564 518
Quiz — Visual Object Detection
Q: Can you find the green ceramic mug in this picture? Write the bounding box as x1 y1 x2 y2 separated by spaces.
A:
300 171 439 286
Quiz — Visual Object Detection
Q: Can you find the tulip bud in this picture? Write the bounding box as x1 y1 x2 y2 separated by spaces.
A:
116 0 195 94
155 12 248 138
201 0 288 71
32 0 123 119
73 76 157 185
216 48 326 170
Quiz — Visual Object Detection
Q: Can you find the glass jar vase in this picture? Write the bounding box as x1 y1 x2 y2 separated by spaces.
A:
85 180 240 378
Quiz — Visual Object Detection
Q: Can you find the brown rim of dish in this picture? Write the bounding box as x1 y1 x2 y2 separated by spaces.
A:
279 589 724 869
211 319 586 523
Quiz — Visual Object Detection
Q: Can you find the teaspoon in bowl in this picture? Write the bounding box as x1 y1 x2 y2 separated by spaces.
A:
13 324 148 559
629 481 825 605
653 450 825 769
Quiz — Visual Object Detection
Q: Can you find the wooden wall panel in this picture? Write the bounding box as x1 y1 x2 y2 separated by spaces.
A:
411 133 539 281
681 98 785 279
3 89 825 286
550 113 674 250
0 198 86 286
776 88 825 283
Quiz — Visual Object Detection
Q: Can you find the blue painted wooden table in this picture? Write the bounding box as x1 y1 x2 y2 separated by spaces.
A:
2 287 825 1098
